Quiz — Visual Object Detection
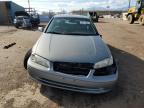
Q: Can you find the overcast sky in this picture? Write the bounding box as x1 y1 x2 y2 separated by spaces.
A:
0 0 136 12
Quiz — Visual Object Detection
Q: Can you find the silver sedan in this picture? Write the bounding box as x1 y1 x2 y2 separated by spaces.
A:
24 14 118 94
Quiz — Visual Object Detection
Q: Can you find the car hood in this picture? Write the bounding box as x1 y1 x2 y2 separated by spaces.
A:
34 33 112 63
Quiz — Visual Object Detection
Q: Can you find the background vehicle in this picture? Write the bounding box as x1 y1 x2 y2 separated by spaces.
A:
13 11 40 28
25 8 40 26
14 11 32 28
127 0 144 25
30 13 40 26
14 16 32 28
71 11 99 22
89 11 99 22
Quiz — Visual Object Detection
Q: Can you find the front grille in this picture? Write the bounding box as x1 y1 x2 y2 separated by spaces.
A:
53 62 93 76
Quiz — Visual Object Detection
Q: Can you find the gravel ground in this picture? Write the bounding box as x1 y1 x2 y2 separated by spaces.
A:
0 19 144 108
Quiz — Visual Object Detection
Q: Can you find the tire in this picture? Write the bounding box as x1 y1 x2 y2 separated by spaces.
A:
15 25 19 28
138 15 144 25
24 49 32 70
128 14 134 24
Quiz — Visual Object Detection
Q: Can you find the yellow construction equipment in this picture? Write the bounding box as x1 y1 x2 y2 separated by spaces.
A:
127 0 144 25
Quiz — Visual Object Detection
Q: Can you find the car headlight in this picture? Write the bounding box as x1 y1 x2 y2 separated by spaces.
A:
94 56 113 69
31 54 50 68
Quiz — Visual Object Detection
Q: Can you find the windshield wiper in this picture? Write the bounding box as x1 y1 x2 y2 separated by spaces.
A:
47 31 62 34
47 31 97 36
63 33 97 35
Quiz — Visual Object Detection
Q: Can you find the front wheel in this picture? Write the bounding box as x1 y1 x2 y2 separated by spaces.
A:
138 15 144 25
15 25 19 28
24 49 32 70
127 14 134 24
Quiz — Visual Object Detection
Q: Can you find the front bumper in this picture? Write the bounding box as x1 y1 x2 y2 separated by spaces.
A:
27 59 118 94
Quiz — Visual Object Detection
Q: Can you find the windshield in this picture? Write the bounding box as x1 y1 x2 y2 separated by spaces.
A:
17 16 23 20
46 17 98 35
17 16 29 20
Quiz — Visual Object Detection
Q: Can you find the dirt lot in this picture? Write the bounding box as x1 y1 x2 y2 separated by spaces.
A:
0 19 144 108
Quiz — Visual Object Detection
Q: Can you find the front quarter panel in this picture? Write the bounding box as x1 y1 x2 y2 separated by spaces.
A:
32 34 43 54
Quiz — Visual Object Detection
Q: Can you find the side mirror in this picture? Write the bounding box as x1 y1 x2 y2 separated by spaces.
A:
38 27 44 32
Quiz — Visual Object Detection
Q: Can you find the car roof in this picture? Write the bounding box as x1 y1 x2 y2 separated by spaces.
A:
54 14 90 19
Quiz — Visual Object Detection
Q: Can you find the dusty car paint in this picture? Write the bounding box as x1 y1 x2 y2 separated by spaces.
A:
35 34 111 63
27 14 118 94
